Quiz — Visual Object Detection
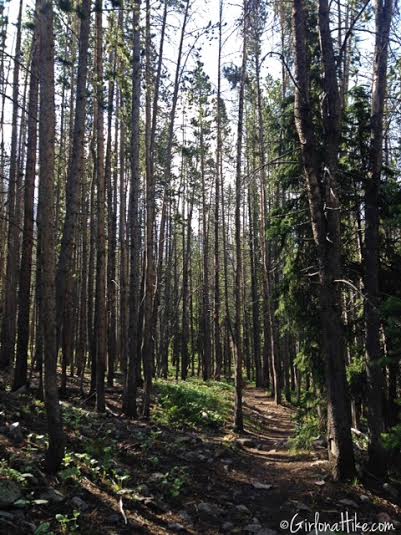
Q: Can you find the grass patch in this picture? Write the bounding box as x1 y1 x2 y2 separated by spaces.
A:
153 378 234 430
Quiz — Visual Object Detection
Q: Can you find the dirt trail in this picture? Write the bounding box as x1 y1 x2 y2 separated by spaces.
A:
213 387 401 534
1 383 400 535
114 386 401 534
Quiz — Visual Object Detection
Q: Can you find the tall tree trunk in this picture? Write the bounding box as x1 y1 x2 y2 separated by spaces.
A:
106 24 117 388
95 0 106 412
234 0 248 433
13 17 39 390
56 0 91 390
0 0 23 369
364 0 392 476
214 0 224 380
292 0 355 481
38 0 65 472
124 0 141 418
142 0 155 419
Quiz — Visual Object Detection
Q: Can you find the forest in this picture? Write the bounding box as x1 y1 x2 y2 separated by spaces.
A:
0 0 400 532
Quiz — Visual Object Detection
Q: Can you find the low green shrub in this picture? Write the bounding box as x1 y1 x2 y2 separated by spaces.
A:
154 379 233 430
289 413 321 451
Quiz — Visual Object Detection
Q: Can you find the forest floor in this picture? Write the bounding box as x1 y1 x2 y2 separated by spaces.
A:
0 375 400 534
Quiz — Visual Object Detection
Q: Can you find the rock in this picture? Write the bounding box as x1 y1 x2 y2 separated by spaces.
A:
149 472 164 482
338 498 358 509
178 510 192 524
136 484 150 496
71 496 88 511
168 522 185 532
236 438 256 448
314 480 325 486
311 460 327 466
222 522 234 532
0 511 14 521
235 504 250 514
252 482 272 490
8 422 23 444
360 495 370 503
0 480 22 507
197 502 223 517
383 483 398 499
377 512 392 523
355 463 364 478
39 488 65 504
290 501 312 513
244 524 262 533
109 514 121 525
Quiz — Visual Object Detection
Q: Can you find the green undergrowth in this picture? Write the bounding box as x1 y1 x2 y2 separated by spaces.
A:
153 378 234 430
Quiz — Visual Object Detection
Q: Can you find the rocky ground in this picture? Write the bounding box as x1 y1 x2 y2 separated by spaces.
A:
0 378 400 534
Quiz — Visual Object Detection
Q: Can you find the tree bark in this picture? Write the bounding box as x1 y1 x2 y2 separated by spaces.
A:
292 0 355 481
364 0 392 476
123 0 141 418
38 0 65 472
13 17 39 390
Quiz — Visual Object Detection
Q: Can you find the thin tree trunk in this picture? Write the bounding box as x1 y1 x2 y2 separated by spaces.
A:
13 18 39 390
234 0 248 433
38 0 65 472
123 0 141 418
95 0 106 412
0 0 23 369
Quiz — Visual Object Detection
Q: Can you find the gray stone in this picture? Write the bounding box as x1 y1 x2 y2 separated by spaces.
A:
383 483 398 499
198 502 223 517
0 511 14 520
149 472 164 482
338 498 358 509
252 482 272 490
359 494 370 503
244 524 262 533
8 422 23 444
71 496 89 511
178 510 192 524
168 522 185 532
109 514 121 524
222 522 234 532
0 480 22 507
377 512 392 523
236 438 256 448
235 504 250 514
39 488 65 504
